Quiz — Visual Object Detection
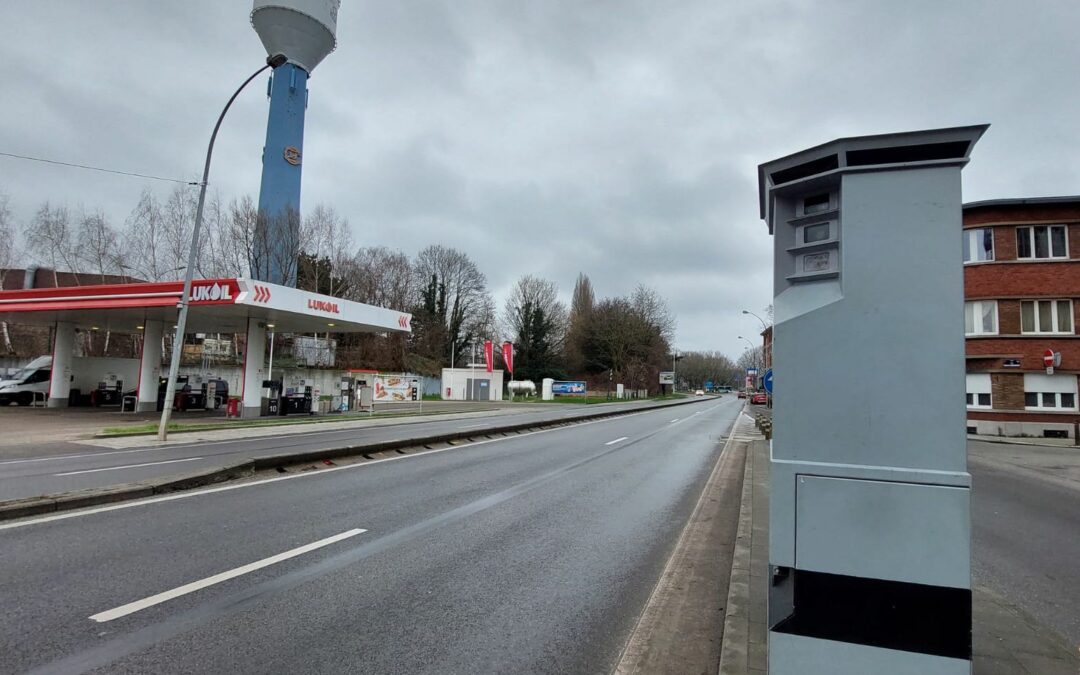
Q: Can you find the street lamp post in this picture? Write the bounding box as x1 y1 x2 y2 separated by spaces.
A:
743 309 772 371
741 309 768 331
738 335 759 389
157 54 288 441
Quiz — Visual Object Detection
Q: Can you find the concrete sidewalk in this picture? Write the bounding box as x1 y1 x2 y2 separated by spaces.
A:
969 433 1079 449
719 414 1080 674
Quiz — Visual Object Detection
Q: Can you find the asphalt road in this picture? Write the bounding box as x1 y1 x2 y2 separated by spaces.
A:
970 439 1080 649
0 395 741 674
0 398 710 501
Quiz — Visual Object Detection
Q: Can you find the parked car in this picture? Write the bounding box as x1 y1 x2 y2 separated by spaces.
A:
737 390 747 399
751 392 768 404
694 389 705 396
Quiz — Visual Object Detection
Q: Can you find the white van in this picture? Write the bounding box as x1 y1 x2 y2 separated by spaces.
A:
0 356 53 406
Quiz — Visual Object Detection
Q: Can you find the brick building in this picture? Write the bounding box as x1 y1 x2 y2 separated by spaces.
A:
963 197 1080 439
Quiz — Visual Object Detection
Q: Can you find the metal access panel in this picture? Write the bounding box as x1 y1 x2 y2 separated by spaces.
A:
795 475 970 589
771 632 970 675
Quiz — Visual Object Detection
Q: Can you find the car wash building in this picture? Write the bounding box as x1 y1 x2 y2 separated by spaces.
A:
0 277 411 417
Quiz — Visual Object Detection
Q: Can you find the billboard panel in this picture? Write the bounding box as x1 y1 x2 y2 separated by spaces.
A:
551 381 586 396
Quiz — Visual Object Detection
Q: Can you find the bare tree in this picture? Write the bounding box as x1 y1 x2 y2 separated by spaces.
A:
199 191 238 279
502 276 568 347
631 284 676 342
24 202 78 285
411 244 493 364
252 207 302 285
677 350 740 389
299 204 354 296
565 272 595 374
0 192 18 353
570 272 595 320
501 275 568 380
122 189 169 281
76 211 122 281
348 246 412 308
223 195 259 278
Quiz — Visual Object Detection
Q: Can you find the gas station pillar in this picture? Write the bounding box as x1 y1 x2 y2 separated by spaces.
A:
47 321 75 408
136 320 164 412
760 126 987 674
242 317 267 418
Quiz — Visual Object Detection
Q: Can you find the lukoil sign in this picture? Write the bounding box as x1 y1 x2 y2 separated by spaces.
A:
307 299 340 314
190 282 234 303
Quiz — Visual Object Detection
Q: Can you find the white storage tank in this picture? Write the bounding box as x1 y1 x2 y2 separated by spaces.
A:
251 0 340 73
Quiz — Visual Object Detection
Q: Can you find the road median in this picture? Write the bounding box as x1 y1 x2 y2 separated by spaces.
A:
0 397 710 523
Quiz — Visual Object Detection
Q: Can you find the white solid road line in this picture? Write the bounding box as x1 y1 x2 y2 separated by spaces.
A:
0 447 169 466
669 418 680 423
54 457 206 477
605 437 629 446
89 528 366 622
0 401 730 531
457 423 489 429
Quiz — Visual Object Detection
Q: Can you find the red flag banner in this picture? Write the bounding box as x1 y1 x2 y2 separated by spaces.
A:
484 340 494 373
502 342 514 375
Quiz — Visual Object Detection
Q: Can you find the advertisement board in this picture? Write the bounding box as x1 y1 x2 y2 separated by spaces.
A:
373 374 417 402
551 381 586 396
659 371 675 385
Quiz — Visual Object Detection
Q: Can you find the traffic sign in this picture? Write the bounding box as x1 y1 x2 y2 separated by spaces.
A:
763 369 773 394
705 380 714 390
746 368 758 377
1044 349 1055 367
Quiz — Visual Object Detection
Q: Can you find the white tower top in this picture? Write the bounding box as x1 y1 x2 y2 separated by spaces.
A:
251 0 340 74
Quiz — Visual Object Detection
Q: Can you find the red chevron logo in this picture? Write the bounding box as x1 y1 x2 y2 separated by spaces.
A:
398 315 410 329
252 284 272 303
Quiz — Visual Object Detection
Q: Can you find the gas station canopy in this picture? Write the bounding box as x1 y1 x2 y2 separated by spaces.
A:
0 278 412 335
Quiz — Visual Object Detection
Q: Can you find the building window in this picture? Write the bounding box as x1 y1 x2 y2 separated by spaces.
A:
962 228 994 263
966 373 992 410
1016 225 1068 259
1020 299 1073 334
1023 373 1079 411
964 300 998 336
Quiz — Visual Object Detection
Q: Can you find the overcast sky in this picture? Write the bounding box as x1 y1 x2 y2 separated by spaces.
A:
2 0 1079 360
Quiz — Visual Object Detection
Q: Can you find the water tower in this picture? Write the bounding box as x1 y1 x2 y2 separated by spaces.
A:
250 0 340 286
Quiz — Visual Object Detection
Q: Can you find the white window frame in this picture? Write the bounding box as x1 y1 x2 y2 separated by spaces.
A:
1020 299 1074 335
962 228 994 264
1016 224 1069 260
1023 373 1079 411
965 373 992 410
964 300 998 336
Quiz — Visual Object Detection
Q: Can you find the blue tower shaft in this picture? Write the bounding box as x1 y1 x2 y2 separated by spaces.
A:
254 62 308 286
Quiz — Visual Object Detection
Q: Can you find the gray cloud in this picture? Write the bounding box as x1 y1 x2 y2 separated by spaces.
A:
1 0 1078 360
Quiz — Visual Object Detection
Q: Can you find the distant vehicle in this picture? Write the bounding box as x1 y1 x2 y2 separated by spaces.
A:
737 390 747 399
0 355 140 406
694 389 704 396
751 392 768 404
0 356 52 406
